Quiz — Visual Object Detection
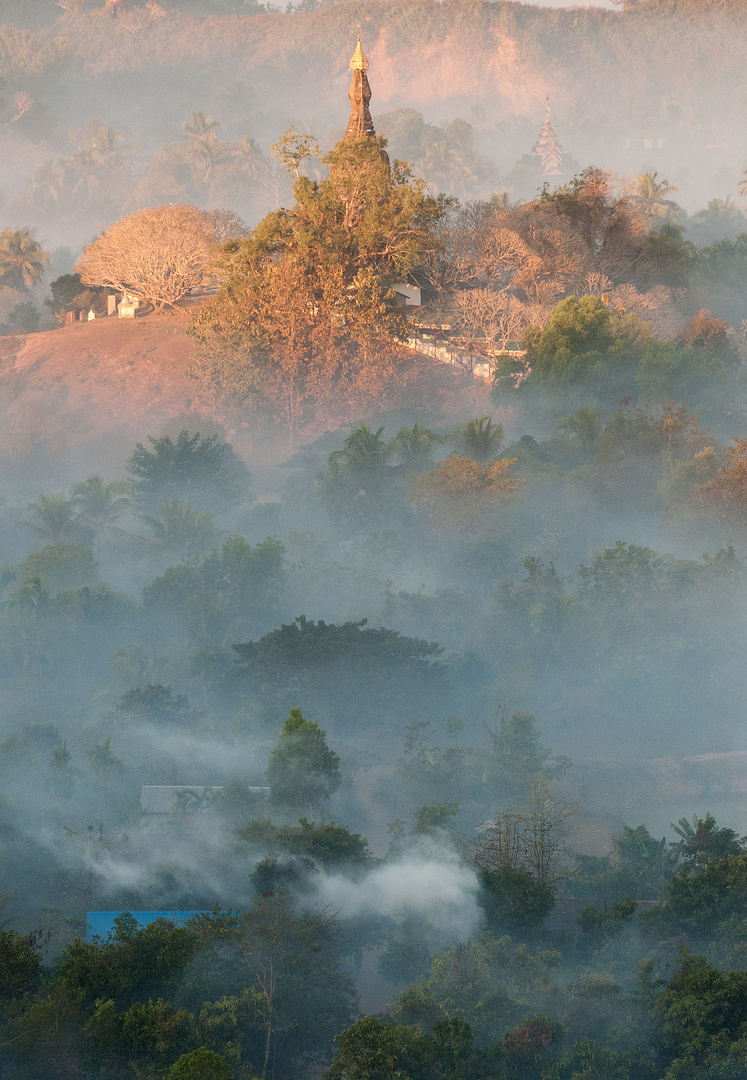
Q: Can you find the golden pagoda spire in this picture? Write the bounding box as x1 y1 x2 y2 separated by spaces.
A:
349 34 369 71
345 34 376 140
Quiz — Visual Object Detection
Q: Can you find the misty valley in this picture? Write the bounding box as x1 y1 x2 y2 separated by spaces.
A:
5 1 747 1078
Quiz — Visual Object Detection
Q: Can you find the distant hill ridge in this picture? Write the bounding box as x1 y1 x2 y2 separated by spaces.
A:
53 0 747 126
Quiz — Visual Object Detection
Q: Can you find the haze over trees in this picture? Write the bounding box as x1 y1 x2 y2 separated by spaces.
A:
4 5 747 1080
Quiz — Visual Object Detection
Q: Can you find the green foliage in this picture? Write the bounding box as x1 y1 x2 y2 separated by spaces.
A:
450 415 504 464
0 301 40 334
22 494 93 546
71 476 132 533
48 738 75 800
578 541 668 599
328 424 389 474
522 295 637 382
143 500 220 554
0 929 42 1003
86 996 199 1078
317 425 402 528
324 1015 501 1080
670 814 745 866
396 719 475 804
11 543 99 590
54 583 134 627
652 951 747 1075
234 616 441 676
393 933 563 1043
166 1047 234 1080
412 801 460 834
126 430 253 514
484 711 569 797
502 1013 565 1079
237 817 371 867
377 915 435 986
387 423 444 471
53 919 204 1010
0 228 49 289
114 684 191 726
642 854 747 947
577 898 638 949
266 708 341 810
551 1037 658 1079
143 535 284 635
479 865 556 933
377 108 498 199
86 736 123 785
575 825 678 903
48 274 106 322
187 135 444 428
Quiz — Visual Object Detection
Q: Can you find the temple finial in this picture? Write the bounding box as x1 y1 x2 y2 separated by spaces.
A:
349 34 369 71
545 94 550 120
345 35 376 139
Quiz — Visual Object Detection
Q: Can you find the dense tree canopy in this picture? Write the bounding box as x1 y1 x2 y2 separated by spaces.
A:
188 136 445 436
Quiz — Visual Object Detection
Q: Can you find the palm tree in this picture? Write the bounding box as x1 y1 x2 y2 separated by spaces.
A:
181 112 224 185
556 407 602 455
387 424 443 471
633 172 680 226
328 424 389 474
182 111 220 142
143 499 219 553
22 492 88 544
4 575 48 619
31 160 66 207
240 135 267 181
87 736 123 803
0 229 49 289
49 739 75 800
72 476 133 551
450 416 504 464
189 130 222 185
88 124 125 159
688 196 747 243
418 139 463 194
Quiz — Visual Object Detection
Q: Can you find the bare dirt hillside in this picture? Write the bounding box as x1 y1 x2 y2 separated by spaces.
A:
0 312 496 487
0 311 200 480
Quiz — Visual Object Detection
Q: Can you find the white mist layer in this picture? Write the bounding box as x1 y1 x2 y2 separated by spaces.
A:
314 849 482 941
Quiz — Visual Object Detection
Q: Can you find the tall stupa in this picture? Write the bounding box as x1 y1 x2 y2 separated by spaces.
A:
345 36 377 141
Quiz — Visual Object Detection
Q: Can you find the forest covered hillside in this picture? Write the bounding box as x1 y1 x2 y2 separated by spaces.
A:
1 0 747 249
48 1 747 145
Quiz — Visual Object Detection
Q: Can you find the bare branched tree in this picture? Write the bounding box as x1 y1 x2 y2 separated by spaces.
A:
452 289 531 359
5 92 33 126
78 205 243 310
119 11 146 35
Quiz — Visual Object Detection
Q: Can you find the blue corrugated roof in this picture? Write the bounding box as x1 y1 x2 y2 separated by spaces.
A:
86 910 207 942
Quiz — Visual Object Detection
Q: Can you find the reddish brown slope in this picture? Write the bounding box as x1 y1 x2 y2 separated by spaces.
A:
0 312 201 473
0 310 495 481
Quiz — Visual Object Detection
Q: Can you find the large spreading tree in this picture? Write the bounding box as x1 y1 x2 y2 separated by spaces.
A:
187 135 445 442
77 205 244 311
